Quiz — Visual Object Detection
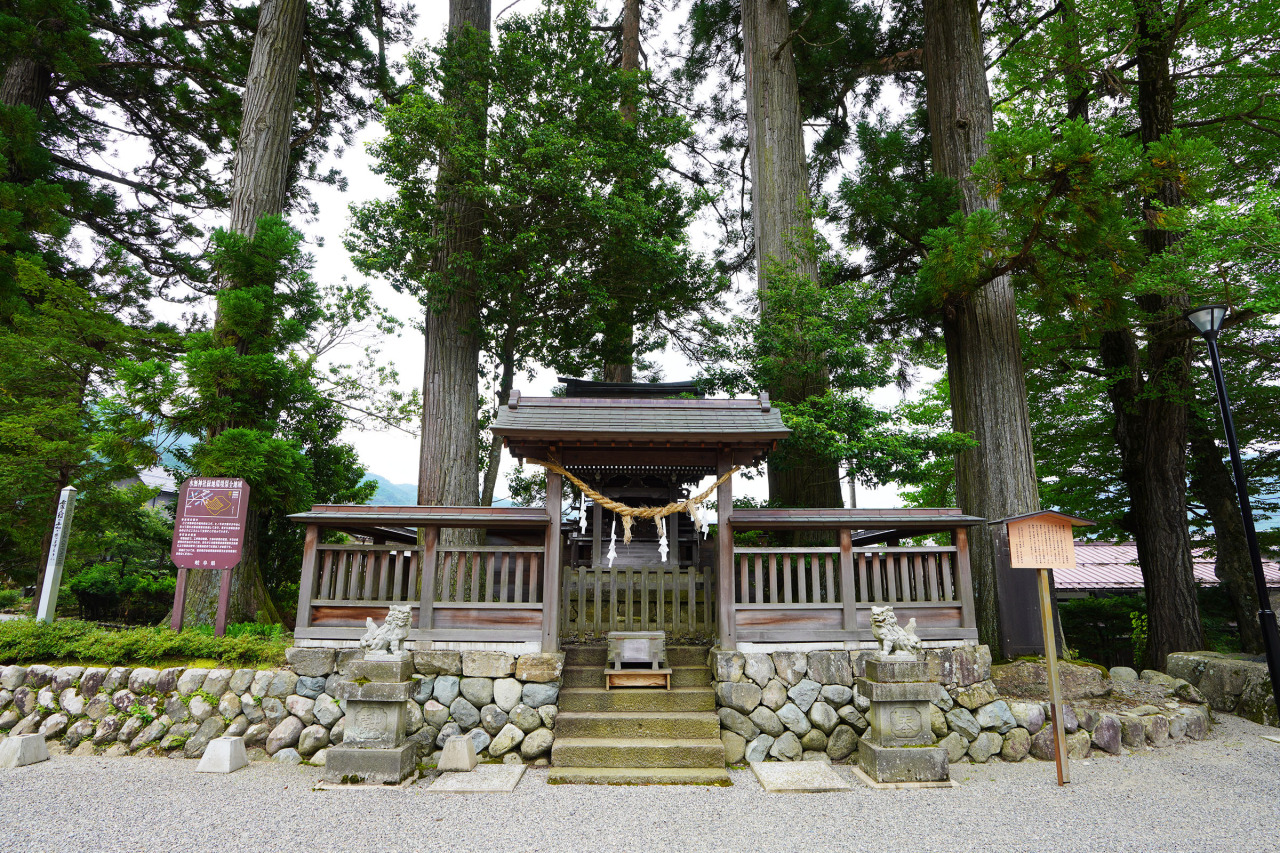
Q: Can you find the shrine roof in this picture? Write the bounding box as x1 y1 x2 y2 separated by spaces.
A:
491 390 790 447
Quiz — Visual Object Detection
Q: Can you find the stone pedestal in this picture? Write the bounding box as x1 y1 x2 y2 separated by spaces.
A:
323 652 416 785
0 733 49 768
856 653 948 784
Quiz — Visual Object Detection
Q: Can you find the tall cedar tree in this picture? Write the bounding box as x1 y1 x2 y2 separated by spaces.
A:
741 0 843 511
350 0 724 507
921 0 1041 650
419 0 490 514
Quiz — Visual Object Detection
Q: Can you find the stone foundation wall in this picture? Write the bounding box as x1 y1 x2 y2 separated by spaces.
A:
710 647 1212 765
0 649 562 767
1167 651 1277 727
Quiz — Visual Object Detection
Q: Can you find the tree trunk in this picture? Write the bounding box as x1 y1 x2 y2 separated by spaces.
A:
741 0 842 511
1188 409 1265 653
419 0 489 522
227 0 307 238
1061 0 1091 122
922 0 1042 650
481 348 515 507
1 57 49 110
1094 0 1203 668
600 0 642 384
183 0 307 627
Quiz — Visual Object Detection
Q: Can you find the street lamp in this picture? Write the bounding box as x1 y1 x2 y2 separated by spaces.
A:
1185 304 1280 722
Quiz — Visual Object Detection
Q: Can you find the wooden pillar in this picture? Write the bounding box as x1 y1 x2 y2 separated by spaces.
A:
418 525 439 632
716 451 736 649
543 470 563 652
956 527 978 632
171 568 189 633
293 524 319 632
839 527 857 632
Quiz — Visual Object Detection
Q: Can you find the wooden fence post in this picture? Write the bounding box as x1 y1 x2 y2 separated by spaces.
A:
840 527 857 632
419 525 439 632
955 526 977 631
543 470 563 652
716 451 736 649
294 524 318 632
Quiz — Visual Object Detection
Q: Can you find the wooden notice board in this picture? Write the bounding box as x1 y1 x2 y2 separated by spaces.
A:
1007 515 1077 570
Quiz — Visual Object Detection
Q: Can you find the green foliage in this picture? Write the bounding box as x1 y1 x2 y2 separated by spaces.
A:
0 589 22 609
0 619 288 667
349 0 725 401
66 562 175 624
702 225 971 497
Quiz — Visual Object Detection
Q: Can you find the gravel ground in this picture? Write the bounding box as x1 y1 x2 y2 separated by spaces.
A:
2 714 1278 853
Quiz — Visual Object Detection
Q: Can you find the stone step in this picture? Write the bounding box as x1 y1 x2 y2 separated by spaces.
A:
561 665 711 689
555 711 721 740
547 766 732 786
551 736 726 768
563 645 709 668
558 687 716 713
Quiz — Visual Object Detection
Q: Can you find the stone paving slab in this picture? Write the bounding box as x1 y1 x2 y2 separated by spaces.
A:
424 763 526 793
750 760 851 793
849 764 958 790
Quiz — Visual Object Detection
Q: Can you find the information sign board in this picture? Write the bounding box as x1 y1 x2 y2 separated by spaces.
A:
1007 515 1076 570
171 477 250 570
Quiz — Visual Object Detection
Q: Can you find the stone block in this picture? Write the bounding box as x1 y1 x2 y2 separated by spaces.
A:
265 717 304 755
538 705 557 729
0 734 49 768
1142 714 1171 747
952 679 999 710
1092 714 1122 755
800 728 827 752
821 684 853 707
331 680 413 703
520 727 553 759
827 724 857 761
745 733 774 763
865 656 926 684
1066 729 1091 758
433 675 460 706
229 669 256 695
968 730 1003 763
857 679 938 704
413 650 463 676
462 651 515 678
450 697 481 730
493 678 522 711
1109 666 1138 682
760 679 788 710
857 741 949 783
975 700 1016 734
323 743 415 785
1001 727 1031 761
749 706 784 737
521 682 559 708
721 730 746 764
776 703 812 736
991 660 1109 701
79 668 107 698
411 675 436 705
1010 701 1045 734
866 700 934 747
950 644 992 687
286 647 337 677
719 707 759 740
294 676 325 699
342 700 406 749
489 722 525 756
787 679 821 712
0 665 26 691
202 669 233 697
460 677 494 707
185 717 227 759
744 654 775 688
809 701 838 734
439 735 477 771
514 653 563 683
940 731 969 763
770 730 802 761
348 657 414 684
807 652 853 686
196 736 248 774
771 652 807 686
710 651 745 683
52 666 83 693
99 667 128 694
298 725 330 757
266 671 298 699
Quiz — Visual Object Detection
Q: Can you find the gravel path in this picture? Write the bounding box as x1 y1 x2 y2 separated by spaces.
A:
2 714 1278 853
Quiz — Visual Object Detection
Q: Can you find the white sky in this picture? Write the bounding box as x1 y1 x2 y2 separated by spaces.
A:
304 1 920 508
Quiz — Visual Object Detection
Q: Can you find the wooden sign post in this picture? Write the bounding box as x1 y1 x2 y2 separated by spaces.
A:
170 477 250 636
990 511 1093 786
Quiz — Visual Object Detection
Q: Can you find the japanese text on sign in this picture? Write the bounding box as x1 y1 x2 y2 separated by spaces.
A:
170 478 250 570
1008 518 1075 570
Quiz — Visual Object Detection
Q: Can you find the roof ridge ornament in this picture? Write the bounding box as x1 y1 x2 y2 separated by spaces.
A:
508 389 520 409
759 390 771 411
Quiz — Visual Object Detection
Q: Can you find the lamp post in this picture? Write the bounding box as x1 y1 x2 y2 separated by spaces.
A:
1185 304 1280 721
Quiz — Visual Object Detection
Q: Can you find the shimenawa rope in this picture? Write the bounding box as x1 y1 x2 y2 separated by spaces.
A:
527 458 739 543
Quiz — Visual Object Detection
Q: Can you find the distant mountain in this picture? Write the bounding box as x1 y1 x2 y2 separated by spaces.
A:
366 474 418 506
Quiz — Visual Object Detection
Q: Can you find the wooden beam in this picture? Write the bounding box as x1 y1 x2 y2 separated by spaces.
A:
543 469 563 652
418 525 439 631
840 527 856 632
716 449 736 649
956 527 977 632
295 524 319 631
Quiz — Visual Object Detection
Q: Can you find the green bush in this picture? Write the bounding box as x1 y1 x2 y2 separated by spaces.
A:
65 564 176 624
0 619 289 667
0 589 22 609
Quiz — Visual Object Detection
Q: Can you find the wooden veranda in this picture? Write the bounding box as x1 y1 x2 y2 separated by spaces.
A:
290 384 982 651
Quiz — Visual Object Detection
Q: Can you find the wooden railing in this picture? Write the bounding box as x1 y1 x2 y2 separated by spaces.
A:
722 509 980 648
290 506 559 647
560 565 715 642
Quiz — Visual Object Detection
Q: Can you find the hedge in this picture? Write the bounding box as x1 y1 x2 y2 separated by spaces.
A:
0 619 290 668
